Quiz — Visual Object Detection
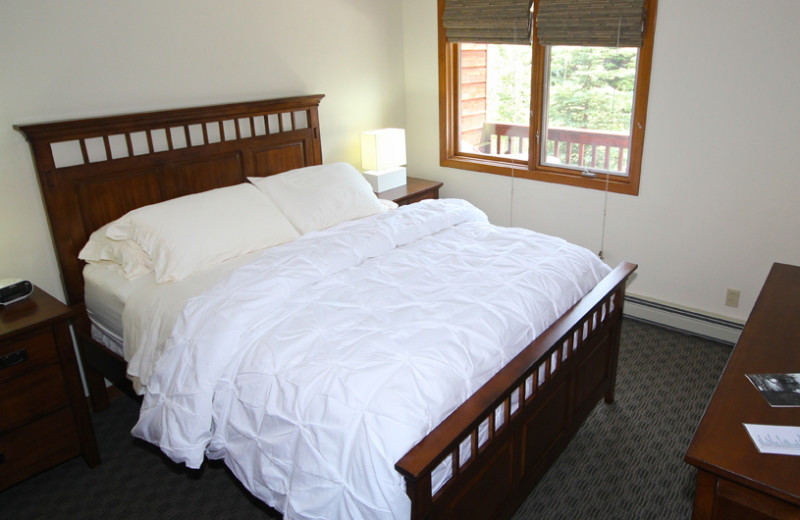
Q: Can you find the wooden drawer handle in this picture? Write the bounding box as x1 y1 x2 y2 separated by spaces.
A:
0 348 28 369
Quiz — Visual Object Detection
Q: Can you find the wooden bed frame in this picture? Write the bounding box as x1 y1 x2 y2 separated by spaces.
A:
16 94 636 520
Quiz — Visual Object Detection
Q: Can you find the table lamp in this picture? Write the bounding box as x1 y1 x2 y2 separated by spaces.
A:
360 128 407 192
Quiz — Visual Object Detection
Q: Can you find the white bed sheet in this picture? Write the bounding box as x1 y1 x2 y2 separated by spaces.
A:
129 199 611 520
84 250 266 392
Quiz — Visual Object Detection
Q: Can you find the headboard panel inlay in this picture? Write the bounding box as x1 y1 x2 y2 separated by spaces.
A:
16 95 325 305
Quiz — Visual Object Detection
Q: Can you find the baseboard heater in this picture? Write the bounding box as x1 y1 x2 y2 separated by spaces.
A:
624 294 744 345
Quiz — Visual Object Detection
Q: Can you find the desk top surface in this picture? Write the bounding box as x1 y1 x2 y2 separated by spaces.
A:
685 263 800 504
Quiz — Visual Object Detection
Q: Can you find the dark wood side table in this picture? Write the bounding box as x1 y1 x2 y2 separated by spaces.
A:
376 177 443 206
685 263 800 519
0 287 99 490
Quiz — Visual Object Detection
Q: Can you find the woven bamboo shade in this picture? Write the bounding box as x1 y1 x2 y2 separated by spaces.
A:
536 0 646 47
443 0 534 45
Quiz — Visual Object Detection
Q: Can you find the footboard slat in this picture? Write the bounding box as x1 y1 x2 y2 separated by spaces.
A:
396 262 636 520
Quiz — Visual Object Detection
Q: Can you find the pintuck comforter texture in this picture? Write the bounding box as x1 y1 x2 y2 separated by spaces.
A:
132 198 611 520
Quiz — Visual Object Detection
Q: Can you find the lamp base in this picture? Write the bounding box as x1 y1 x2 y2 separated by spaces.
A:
363 167 406 192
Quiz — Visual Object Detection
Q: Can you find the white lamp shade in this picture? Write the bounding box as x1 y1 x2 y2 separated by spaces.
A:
360 128 407 171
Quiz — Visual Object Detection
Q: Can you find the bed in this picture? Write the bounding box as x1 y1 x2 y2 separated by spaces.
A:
16 94 636 520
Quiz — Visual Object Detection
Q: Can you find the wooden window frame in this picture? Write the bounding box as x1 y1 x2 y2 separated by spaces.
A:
438 0 658 196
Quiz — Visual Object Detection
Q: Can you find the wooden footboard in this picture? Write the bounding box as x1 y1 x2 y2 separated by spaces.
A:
396 261 636 520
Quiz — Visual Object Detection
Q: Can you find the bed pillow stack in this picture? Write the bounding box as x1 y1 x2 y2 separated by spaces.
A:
80 183 299 284
79 162 388 284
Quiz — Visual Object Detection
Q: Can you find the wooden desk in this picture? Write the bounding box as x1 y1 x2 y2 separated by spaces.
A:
685 263 800 519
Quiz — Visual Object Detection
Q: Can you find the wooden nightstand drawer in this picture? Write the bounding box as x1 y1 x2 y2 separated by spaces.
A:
0 364 70 432
0 408 80 489
0 329 59 384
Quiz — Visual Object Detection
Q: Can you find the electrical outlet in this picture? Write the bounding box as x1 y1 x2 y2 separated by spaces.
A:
725 288 740 308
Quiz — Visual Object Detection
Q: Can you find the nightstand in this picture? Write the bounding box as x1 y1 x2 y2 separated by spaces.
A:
376 177 443 206
0 287 99 490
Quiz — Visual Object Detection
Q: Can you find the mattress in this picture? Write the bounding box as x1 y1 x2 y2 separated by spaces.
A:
84 263 150 356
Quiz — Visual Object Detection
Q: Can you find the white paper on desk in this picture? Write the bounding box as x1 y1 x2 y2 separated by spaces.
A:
744 424 800 456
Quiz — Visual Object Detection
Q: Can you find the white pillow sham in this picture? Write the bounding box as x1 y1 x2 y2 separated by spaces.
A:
105 183 300 284
248 162 386 234
79 223 154 279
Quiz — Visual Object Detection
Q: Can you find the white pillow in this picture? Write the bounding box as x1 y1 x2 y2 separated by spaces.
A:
248 162 386 234
105 183 299 283
79 223 154 279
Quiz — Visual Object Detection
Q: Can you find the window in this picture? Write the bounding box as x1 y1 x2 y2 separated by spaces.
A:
439 0 657 195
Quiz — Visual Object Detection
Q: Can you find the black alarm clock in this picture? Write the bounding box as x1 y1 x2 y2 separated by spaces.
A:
0 279 34 305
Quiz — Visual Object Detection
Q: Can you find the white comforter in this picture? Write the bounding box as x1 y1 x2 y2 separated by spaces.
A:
132 199 610 519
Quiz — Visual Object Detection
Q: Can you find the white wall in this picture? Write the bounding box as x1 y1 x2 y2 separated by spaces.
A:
0 0 406 302
402 0 800 324
3 0 799 328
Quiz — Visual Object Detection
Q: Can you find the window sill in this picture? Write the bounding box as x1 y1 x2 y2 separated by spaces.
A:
441 155 639 196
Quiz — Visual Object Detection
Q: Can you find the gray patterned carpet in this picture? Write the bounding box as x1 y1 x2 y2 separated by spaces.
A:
0 319 731 519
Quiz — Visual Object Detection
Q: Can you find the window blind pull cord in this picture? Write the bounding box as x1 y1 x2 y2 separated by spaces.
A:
510 162 516 227
509 17 520 228
598 167 609 260
598 16 623 261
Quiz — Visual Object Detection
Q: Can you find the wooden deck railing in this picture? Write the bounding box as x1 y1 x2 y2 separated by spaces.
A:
478 122 631 173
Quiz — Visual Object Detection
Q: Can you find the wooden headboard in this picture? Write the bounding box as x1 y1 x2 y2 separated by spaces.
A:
16 94 325 306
